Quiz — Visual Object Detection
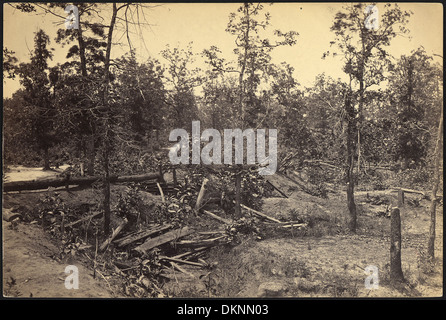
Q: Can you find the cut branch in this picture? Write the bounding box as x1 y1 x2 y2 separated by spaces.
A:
99 219 128 251
202 210 231 224
240 204 281 223
133 227 194 254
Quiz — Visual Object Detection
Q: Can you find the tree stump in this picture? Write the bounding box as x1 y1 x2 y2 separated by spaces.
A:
390 208 404 283
398 189 405 208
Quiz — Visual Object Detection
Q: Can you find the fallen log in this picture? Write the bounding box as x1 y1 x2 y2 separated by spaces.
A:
167 261 196 278
202 210 231 224
3 172 162 192
262 220 305 225
240 204 281 223
113 261 136 270
3 209 22 222
65 212 102 228
281 223 307 229
133 226 194 254
159 256 205 268
195 178 209 214
100 219 128 251
197 230 226 235
266 180 288 198
261 220 307 228
171 246 209 260
113 224 173 248
176 235 228 247
303 160 340 170
156 182 166 203
391 187 428 198
278 172 307 191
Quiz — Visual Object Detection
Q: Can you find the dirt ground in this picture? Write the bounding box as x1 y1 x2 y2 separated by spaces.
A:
2 221 113 298
2 166 443 298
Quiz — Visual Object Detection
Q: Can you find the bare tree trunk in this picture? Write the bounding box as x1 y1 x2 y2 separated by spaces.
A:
428 107 443 260
345 90 357 233
43 146 51 171
86 134 95 176
357 130 361 176
235 168 242 218
238 3 249 129
390 207 404 283
101 3 119 236
76 16 88 78
103 139 111 235
76 13 95 176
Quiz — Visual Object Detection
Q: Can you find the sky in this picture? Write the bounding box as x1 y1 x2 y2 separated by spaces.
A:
3 2 443 98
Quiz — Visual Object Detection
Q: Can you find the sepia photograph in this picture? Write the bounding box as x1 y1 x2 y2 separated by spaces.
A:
2 2 443 301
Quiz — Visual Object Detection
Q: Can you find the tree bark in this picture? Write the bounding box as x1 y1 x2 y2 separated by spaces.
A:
76 12 95 176
103 138 111 236
195 178 209 215
3 173 161 192
345 90 357 233
235 168 242 218
101 3 119 236
86 134 95 176
238 3 250 128
43 146 51 171
390 208 404 283
428 107 443 260
75 10 88 78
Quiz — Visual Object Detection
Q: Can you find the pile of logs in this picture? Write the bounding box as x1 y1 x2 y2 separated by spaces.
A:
101 222 230 276
95 198 307 278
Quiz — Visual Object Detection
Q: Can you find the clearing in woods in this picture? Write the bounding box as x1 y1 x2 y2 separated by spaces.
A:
2 166 443 298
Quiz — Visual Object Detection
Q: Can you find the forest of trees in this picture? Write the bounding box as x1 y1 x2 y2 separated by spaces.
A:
3 3 443 239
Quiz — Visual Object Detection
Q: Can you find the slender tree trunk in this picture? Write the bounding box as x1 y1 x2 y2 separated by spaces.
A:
238 2 250 129
235 168 242 218
103 138 111 235
101 3 119 236
345 90 357 233
76 12 95 176
43 146 51 171
86 134 95 176
357 130 361 175
428 107 443 260
76 18 88 78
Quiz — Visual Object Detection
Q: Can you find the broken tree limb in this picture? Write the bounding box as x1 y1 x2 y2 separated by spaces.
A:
303 160 340 170
133 226 194 254
113 224 173 247
197 230 226 235
168 261 196 278
195 178 209 215
65 212 102 228
156 182 166 203
240 204 281 223
278 172 308 192
99 219 128 251
3 209 22 222
202 209 231 224
281 223 307 229
159 256 205 268
391 187 428 198
171 247 209 260
3 172 162 192
262 220 305 225
266 180 288 198
176 235 228 246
